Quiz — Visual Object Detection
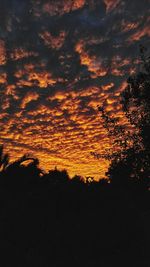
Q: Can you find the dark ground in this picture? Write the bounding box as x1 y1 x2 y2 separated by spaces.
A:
0 169 150 267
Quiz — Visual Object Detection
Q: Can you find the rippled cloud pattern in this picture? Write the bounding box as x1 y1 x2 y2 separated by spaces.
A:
0 0 150 179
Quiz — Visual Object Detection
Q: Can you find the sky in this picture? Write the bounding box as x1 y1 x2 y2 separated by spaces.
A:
0 0 150 180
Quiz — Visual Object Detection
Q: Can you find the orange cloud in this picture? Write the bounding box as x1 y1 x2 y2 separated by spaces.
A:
20 92 39 109
10 48 38 61
111 56 131 76
75 41 108 77
28 72 56 88
102 83 114 91
0 72 7 84
1 98 10 110
0 40 6 65
42 0 85 16
15 67 56 88
121 21 139 33
104 0 120 12
128 24 150 43
39 31 66 50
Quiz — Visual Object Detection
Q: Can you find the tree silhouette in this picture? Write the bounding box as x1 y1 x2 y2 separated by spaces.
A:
99 47 150 190
42 167 70 189
0 149 42 188
120 46 150 188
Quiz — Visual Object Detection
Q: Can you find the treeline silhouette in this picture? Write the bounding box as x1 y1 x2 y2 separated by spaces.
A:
0 48 150 266
0 144 150 267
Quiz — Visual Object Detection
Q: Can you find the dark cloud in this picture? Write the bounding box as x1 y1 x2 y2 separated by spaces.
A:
0 0 149 179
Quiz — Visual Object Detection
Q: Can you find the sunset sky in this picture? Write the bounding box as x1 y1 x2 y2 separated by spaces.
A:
0 0 150 180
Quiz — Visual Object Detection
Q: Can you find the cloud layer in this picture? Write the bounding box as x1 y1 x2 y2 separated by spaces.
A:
0 0 150 179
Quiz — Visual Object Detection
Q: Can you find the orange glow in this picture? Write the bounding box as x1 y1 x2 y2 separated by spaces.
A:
42 0 85 16
72 0 85 9
104 0 120 12
28 72 56 88
102 83 114 91
121 21 139 33
76 41 107 77
39 31 66 50
11 48 38 61
128 25 150 43
0 72 7 84
0 0 148 180
15 68 57 88
127 17 150 43
20 92 39 109
0 40 6 65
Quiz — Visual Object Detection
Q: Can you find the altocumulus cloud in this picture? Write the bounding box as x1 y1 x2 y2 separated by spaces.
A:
0 0 150 179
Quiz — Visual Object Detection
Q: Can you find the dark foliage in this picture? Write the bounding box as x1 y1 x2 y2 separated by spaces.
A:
0 143 150 267
98 47 150 191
